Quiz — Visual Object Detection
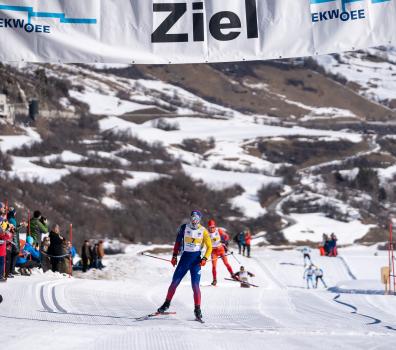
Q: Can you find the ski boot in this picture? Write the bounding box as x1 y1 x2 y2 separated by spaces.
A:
211 279 217 286
231 273 239 281
157 300 170 314
194 305 203 322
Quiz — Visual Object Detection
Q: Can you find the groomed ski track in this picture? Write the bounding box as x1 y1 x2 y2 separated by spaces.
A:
1 246 396 349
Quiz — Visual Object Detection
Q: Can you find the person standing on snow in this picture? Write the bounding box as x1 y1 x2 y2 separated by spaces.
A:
300 246 312 266
235 231 245 255
234 266 255 288
0 223 12 282
29 210 48 247
157 210 212 321
208 219 236 286
313 266 327 288
303 264 315 289
48 224 66 272
244 229 252 258
328 233 338 257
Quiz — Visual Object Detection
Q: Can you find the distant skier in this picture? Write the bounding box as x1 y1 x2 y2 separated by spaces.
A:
313 266 327 289
157 210 212 321
234 266 255 288
303 264 315 289
207 219 235 286
299 246 312 266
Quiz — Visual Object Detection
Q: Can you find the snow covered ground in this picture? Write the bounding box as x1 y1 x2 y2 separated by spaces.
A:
315 48 396 106
1 244 395 349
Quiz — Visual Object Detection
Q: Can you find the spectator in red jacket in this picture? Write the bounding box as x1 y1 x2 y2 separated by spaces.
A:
244 229 252 258
0 226 12 282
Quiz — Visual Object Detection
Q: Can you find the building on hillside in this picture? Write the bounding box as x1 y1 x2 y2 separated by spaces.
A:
0 94 14 123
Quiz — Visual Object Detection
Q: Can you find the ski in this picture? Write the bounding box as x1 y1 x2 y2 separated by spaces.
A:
224 278 259 288
195 317 205 323
134 311 176 321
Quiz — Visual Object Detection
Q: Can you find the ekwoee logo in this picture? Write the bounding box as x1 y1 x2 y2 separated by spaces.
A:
310 0 391 23
0 3 97 34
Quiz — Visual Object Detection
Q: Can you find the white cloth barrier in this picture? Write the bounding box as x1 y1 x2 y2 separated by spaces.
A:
0 0 394 63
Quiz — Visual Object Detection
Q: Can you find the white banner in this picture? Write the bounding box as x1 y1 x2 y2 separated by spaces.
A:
0 0 394 63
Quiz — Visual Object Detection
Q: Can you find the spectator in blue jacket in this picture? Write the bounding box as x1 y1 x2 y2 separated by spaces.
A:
17 236 41 275
328 233 338 257
235 231 246 255
67 241 76 259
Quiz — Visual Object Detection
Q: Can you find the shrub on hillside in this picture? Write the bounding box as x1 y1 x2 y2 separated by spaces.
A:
257 183 282 207
114 171 243 243
353 168 379 194
181 137 215 155
0 151 12 171
152 118 180 131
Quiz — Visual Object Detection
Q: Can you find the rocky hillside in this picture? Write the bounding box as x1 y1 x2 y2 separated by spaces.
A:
0 47 395 246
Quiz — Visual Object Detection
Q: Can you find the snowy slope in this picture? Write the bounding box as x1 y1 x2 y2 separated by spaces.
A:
0 244 395 350
315 47 396 108
1 57 395 244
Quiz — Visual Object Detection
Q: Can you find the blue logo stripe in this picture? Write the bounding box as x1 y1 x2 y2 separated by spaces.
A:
0 4 96 24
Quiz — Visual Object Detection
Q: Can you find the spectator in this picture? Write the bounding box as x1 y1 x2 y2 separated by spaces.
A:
5 225 18 278
81 240 90 272
29 210 48 247
63 241 76 275
324 235 331 256
7 207 17 228
244 229 252 258
40 236 51 272
329 233 338 257
319 233 328 256
68 241 77 259
59 240 70 274
47 224 66 272
7 208 26 277
16 236 41 276
0 202 6 221
90 241 99 269
0 224 11 282
235 231 245 255
97 240 105 269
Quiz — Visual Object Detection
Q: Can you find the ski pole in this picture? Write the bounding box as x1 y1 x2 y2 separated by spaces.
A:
230 251 241 264
207 252 233 263
141 252 172 263
224 278 259 288
141 252 233 264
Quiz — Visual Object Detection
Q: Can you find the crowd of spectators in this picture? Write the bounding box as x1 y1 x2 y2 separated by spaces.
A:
234 228 253 257
0 203 105 282
319 233 338 257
